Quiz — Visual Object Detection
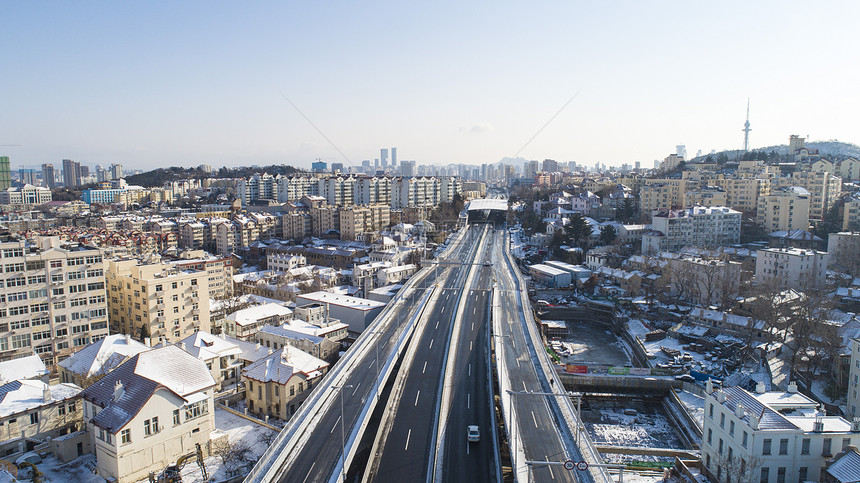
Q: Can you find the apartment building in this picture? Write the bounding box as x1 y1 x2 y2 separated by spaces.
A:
774 171 842 220
843 195 860 231
837 157 860 182
237 173 278 204
277 176 319 202
0 235 109 367
215 217 259 256
179 220 205 249
828 232 860 275
642 207 741 255
712 177 771 213
755 247 828 290
848 338 860 418
81 345 216 483
339 204 391 241
242 346 329 421
167 250 233 299
683 186 727 209
639 179 689 214
756 186 811 233
701 382 859 483
106 258 210 345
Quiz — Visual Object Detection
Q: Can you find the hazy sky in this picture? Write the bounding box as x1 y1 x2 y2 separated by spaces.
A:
2 1 858 171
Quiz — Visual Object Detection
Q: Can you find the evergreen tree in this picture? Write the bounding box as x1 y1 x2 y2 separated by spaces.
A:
567 214 593 248
599 224 617 245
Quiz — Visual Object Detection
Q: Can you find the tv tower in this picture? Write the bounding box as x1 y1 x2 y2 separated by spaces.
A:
742 98 751 152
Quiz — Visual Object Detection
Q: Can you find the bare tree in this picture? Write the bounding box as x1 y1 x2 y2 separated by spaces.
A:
788 289 835 377
211 439 253 477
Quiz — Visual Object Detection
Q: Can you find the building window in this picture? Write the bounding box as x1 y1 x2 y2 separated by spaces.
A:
778 438 788 455
798 467 807 481
762 438 771 455
718 438 723 455
823 438 832 456
776 467 785 483
173 409 180 426
29 413 38 425
121 429 131 444
729 420 735 436
843 437 852 451
707 429 712 445
760 467 769 483
720 412 725 428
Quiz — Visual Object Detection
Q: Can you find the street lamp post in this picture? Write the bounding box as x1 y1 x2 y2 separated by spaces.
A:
332 384 354 482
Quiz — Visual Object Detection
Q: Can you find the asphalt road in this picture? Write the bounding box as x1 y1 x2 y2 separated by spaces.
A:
438 225 499 483
365 224 489 482
267 241 456 482
491 228 588 483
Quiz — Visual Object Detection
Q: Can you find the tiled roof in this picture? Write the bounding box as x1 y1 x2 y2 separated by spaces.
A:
81 345 214 433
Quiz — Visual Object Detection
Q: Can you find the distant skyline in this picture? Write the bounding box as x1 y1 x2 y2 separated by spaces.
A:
1 1 858 171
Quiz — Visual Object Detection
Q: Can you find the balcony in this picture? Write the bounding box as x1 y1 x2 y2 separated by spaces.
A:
154 290 164 297
192 309 200 315
189 296 200 303
156 304 165 310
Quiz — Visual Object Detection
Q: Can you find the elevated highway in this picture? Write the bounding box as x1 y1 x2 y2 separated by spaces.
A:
247 216 609 482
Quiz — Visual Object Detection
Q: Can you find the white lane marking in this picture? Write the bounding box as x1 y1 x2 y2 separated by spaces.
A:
473 308 476 315
467 393 471 409
435 320 439 329
516 358 520 368
471 322 474 331
522 381 527 391
467 440 470 455
442 307 445 313
415 391 421 406
429 339 434 349
469 341 472 351
405 429 412 451
532 411 538 428
468 364 471 376
302 462 316 483
446 294 449 300
331 416 341 433
546 454 555 479
422 361 428 373
352 383 361 396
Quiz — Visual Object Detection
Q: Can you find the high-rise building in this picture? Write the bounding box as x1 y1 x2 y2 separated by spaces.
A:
331 163 344 173
311 160 328 173
18 168 38 185
110 163 123 180
41 163 55 189
542 159 559 173
401 160 416 177
390 147 397 167
62 159 82 187
0 235 108 367
380 148 389 168
0 156 10 190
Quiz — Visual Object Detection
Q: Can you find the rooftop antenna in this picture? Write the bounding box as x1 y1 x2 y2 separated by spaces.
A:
742 98 751 152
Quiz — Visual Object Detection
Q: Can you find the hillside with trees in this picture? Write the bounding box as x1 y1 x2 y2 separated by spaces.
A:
126 164 303 187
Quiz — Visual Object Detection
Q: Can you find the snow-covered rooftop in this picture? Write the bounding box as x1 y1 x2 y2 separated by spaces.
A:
0 380 81 418
58 334 149 379
0 354 48 384
226 303 293 327
242 346 328 385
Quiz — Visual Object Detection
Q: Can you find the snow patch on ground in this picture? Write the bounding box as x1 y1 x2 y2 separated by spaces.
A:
40 454 104 483
676 391 705 428
584 407 682 464
179 409 277 483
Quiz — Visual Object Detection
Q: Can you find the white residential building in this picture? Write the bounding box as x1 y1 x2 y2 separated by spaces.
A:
0 379 82 457
80 345 216 483
222 303 293 340
755 247 828 290
58 334 149 388
642 206 741 255
178 331 243 391
701 382 860 483
267 253 307 272
0 235 108 368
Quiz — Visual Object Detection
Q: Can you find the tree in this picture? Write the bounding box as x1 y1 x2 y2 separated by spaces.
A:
599 225 617 245
211 439 253 477
787 290 834 377
566 214 593 248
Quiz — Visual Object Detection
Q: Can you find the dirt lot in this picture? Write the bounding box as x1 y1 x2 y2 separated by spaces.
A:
556 319 630 366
